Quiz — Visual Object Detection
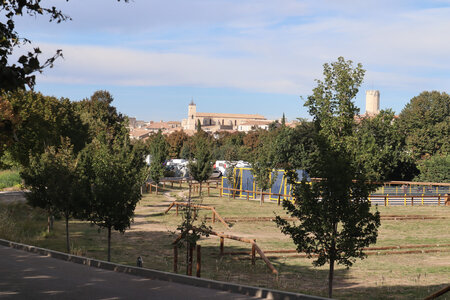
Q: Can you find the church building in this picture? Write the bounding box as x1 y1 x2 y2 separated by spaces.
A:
181 101 268 132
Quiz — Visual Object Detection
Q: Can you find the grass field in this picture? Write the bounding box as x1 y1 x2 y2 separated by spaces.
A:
0 169 21 190
1 184 449 299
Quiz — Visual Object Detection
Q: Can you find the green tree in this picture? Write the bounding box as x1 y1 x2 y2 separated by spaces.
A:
75 90 129 143
0 90 88 167
22 138 83 253
79 137 147 262
415 154 450 183
275 57 380 298
355 109 409 181
249 132 277 205
188 136 213 197
0 1 127 92
149 130 168 185
397 91 449 161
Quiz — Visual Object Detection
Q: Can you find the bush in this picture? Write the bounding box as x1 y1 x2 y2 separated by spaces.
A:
0 203 46 243
0 169 21 190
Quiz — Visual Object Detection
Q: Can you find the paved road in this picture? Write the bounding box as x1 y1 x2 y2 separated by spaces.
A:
0 245 259 300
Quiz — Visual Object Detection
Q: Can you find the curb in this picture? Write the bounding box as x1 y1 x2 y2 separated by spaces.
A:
0 239 329 300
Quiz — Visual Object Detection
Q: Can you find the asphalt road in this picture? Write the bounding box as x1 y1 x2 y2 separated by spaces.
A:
0 245 259 300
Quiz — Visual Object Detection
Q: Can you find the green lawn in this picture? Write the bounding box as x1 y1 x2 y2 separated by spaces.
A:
1 185 449 300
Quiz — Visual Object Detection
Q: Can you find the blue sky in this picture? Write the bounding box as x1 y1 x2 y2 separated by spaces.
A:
14 0 450 122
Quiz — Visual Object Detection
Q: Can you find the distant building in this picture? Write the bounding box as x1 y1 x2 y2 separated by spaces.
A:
146 120 181 133
181 100 267 132
365 90 380 116
129 128 151 140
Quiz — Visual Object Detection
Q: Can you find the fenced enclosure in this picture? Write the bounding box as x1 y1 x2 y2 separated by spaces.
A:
221 168 449 206
222 168 309 201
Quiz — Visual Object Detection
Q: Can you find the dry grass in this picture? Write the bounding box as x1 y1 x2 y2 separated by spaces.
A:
1 183 449 299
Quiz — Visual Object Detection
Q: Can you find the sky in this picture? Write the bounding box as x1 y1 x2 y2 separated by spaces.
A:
13 0 450 122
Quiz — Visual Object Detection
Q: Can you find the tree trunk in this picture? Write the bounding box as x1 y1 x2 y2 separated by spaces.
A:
260 188 264 206
107 226 112 262
65 214 70 253
328 256 335 298
47 215 51 233
329 225 338 298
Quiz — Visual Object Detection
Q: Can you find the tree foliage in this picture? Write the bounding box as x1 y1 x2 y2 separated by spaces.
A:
276 57 380 299
21 138 83 252
78 137 147 262
355 110 409 181
0 90 88 167
0 0 127 92
397 91 449 160
149 130 168 185
249 132 277 205
415 154 450 183
188 135 213 196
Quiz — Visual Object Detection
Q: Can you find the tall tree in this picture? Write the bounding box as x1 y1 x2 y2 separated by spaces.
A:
22 138 83 253
79 137 147 262
275 57 380 298
166 130 189 158
149 130 168 185
75 90 129 143
249 132 277 205
1 90 88 167
397 91 449 161
188 136 213 197
355 109 411 181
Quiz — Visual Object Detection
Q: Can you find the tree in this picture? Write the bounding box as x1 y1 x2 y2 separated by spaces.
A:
415 154 450 183
354 110 409 181
1 90 88 167
397 91 449 161
22 138 83 253
166 130 189 158
249 132 277 206
79 137 147 262
75 90 129 143
188 136 213 197
148 130 168 185
275 57 380 298
0 1 127 92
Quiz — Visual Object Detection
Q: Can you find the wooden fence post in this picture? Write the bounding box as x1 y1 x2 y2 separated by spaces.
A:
438 194 440 206
278 195 281 206
212 211 215 223
196 245 201 278
247 193 249 201
156 184 158 195
219 187 223 197
171 182 174 188
149 184 152 194
208 184 210 197
176 204 179 216
411 196 414 206
173 245 178 273
220 237 224 255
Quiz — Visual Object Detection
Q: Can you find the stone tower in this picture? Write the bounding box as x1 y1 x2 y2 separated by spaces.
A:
187 100 197 130
365 90 380 116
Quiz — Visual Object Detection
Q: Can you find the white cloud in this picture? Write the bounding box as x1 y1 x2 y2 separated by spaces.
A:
30 1 450 98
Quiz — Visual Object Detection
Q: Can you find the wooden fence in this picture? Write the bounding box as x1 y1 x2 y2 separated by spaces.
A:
164 201 229 228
